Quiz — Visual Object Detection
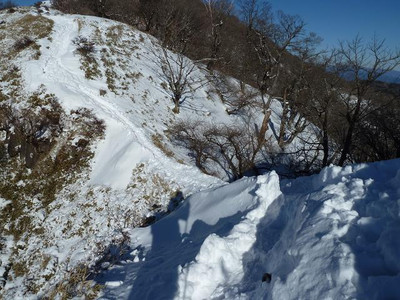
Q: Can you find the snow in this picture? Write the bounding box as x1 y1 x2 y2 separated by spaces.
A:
20 12 227 189
1 6 399 300
1 8 225 298
175 172 281 299
89 121 151 189
96 159 400 300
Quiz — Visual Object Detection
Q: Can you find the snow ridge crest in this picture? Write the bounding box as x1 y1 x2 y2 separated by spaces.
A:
176 172 282 299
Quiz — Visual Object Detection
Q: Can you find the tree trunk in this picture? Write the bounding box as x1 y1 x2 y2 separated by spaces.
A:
338 97 362 166
172 96 180 114
278 89 289 148
322 112 329 167
338 123 354 166
256 109 271 152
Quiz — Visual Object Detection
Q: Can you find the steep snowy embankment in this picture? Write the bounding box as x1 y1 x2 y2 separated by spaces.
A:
2 5 398 300
21 12 221 192
97 159 400 300
1 6 228 298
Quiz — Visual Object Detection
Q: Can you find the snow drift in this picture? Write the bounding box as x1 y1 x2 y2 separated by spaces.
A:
1 5 399 300
97 159 400 300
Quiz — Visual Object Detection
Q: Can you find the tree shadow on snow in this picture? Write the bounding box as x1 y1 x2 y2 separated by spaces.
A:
126 205 250 299
339 161 400 299
238 191 308 296
94 189 255 300
238 160 400 299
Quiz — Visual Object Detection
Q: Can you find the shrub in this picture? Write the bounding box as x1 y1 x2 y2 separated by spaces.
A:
170 118 270 181
73 36 95 56
13 36 34 51
72 36 101 79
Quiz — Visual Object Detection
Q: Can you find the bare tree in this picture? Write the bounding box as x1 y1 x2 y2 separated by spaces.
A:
154 46 199 114
239 0 270 33
136 0 159 31
334 35 400 165
203 0 233 69
236 5 309 157
295 53 346 168
248 8 306 112
355 96 400 161
169 120 213 174
52 0 87 14
170 116 270 180
276 32 322 148
145 0 201 54
209 72 258 115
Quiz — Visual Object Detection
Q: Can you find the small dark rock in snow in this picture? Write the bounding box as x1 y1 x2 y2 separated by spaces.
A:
262 273 272 283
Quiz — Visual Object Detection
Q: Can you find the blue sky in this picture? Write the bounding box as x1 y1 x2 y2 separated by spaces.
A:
12 0 400 53
11 0 35 6
267 0 400 52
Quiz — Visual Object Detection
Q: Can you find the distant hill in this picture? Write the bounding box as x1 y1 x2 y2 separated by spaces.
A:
338 68 400 84
378 70 400 84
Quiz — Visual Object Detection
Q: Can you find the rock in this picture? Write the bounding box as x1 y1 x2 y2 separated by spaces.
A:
262 272 272 283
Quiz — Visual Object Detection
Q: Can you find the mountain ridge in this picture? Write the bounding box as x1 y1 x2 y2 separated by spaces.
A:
0 4 399 299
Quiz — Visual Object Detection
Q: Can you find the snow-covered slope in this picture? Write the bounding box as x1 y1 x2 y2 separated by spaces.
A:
1 6 227 298
97 159 400 300
0 5 302 298
1 5 398 300
20 12 224 189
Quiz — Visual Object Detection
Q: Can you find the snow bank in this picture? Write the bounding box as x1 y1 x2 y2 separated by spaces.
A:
176 172 281 299
96 172 281 299
98 159 400 300
258 160 400 300
2 7 399 300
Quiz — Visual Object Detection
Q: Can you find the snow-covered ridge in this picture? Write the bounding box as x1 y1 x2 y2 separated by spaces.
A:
1 7 227 298
95 159 400 299
1 6 399 300
20 12 223 190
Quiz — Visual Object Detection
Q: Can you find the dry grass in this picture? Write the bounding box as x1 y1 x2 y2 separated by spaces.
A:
151 133 174 158
0 92 105 242
0 14 54 102
13 14 54 39
106 25 124 44
47 264 102 300
0 95 106 297
0 13 109 299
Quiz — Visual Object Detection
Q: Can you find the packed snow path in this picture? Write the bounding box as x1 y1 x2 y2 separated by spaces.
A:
4 9 398 299
23 13 220 191
97 160 400 299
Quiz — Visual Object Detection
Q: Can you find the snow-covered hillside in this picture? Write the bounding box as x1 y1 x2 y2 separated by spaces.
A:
97 159 400 300
0 4 295 298
1 4 399 300
1 5 227 299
